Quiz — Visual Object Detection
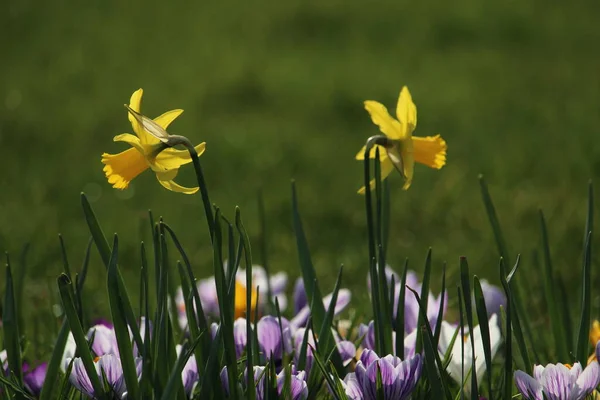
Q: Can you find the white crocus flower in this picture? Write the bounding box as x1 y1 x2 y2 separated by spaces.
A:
438 314 502 388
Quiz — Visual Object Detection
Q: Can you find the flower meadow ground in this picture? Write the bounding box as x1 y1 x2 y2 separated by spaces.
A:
1 86 600 400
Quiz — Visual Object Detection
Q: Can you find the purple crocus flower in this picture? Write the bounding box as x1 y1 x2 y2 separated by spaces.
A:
479 279 506 320
68 353 142 399
290 278 352 328
87 323 119 357
292 327 356 373
350 349 422 400
515 361 600 400
221 366 308 400
357 321 417 359
367 267 446 334
257 316 293 362
23 362 47 396
176 345 199 398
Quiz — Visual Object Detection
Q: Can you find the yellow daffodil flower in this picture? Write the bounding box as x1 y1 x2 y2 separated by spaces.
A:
355 86 447 193
101 89 206 194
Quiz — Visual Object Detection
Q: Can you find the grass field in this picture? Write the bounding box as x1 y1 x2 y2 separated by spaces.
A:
2 0 600 335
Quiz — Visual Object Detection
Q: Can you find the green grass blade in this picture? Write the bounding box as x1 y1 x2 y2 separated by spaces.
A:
499 259 513 400
161 222 210 361
212 208 240 400
161 339 201 400
575 231 592 363
290 181 328 340
479 176 511 264
538 210 568 360
422 326 444 400
199 326 224 398
433 263 446 347
235 207 257 400
473 276 493 397
57 273 106 398
3 262 23 387
415 248 432 354
38 319 70 400
316 266 344 371
505 256 531 372
106 234 141 399
395 259 409 358
459 257 478 399
406 286 452 400
80 193 143 351
257 191 275 312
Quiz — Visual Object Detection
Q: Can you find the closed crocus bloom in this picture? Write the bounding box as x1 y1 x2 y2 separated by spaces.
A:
479 279 506 320
353 349 422 400
515 360 600 400
290 279 351 328
102 89 206 194
257 316 293 362
438 314 502 388
221 366 308 400
23 362 47 396
176 345 200 398
87 324 119 357
356 86 447 192
68 354 142 399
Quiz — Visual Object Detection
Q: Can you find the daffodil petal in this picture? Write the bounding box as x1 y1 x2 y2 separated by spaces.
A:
155 170 199 194
128 89 144 138
113 133 145 152
101 147 149 190
413 135 447 169
396 86 417 134
357 158 394 194
355 144 389 161
364 100 403 140
154 142 206 170
154 109 184 130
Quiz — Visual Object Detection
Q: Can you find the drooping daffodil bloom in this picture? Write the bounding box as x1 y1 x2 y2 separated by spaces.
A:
102 88 206 194
438 314 502 389
356 86 447 192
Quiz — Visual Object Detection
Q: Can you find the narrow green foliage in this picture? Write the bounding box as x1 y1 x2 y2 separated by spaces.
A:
505 256 531 373
415 248 432 354
499 259 513 400
57 273 106 398
395 259 409 358
473 276 493 397
235 207 257 400
479 176 511 264
75 237 93 324
297 318 312 371
575 231 592 363
421 326 444 400
538 210 568 360
39 320 70 400
0 373 34 400
161 339 200 400
199 327 223 398
291 181 340 364
309 344 346 400
140 243 154 398
162 222 211 365
406 286 453 400
258 191 275 312
80 193 143 351
213 208 240 400
58 234 72 279
106 234 141 399
3 262 23 387
374 150 392 355
187 145 215 241
459 257 478 398
433 264 446 346
317 266 344 372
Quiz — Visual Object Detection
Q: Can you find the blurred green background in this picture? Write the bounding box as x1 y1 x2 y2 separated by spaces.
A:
2 0 600 334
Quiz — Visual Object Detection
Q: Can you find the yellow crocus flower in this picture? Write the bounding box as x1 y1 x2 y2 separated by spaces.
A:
355 86 447 193
101 89 206 194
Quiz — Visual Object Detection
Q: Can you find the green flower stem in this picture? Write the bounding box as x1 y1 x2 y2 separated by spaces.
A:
169 135 215 240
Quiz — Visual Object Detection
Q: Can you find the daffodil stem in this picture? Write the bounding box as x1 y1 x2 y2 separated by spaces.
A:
173 135 215 241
